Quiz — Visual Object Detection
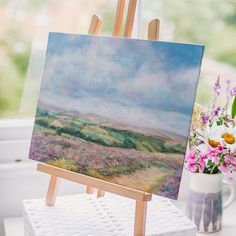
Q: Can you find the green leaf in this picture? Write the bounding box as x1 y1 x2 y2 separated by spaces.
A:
232 96 236 118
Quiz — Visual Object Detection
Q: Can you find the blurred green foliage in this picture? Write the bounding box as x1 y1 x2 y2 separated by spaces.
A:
162 0 236 66
1 0 236 118
0 22 30 117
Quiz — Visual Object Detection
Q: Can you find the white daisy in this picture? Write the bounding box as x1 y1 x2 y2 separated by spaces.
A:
218 126 236 152
200 123 236 152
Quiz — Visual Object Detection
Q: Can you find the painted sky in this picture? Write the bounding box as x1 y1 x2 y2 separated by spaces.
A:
39 33 204 136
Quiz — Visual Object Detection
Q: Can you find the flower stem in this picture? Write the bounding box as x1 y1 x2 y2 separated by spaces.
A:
210 164 217 174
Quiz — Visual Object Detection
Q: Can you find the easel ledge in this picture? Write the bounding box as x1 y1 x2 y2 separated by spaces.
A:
37 163 152 202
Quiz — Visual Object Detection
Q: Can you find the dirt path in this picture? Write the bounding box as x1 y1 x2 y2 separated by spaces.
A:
107 166 176 193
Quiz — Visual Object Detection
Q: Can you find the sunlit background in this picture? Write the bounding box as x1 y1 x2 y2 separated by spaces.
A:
0 0 236 118
1 1 236 234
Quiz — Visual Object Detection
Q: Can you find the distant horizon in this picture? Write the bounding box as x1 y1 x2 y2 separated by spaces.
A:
38 100 187 141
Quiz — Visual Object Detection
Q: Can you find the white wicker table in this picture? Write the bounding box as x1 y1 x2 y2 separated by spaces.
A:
23 193 196 236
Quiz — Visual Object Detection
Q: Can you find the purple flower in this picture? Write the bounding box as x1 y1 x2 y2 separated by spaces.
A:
230 87 236 97
214 77 221 96
213 106 221 117
201 112 210 124
198 140 205 145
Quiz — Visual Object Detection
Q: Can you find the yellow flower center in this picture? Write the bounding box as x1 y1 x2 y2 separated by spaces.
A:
209 139 220 148
222 133 235 144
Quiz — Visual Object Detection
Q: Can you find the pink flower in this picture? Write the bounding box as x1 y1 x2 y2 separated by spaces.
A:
185 148 196 164
207 145 219 156
207 145 221 164
199 153 207 173
218 143 224 152
199 159 205 173
218 165 228 173
185 148 197 173
225 155 236 165
187 162 197 173
212 155 220 165
219 140 228 153
232 166 236 172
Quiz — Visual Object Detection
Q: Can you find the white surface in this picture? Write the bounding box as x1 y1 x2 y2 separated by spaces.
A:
22 193 196 236
4 217 24 236
4 197 236 236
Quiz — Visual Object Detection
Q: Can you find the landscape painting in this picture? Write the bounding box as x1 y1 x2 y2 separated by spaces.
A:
29 33 204 199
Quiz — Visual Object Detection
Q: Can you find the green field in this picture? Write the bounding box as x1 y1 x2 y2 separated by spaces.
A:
35 107 185 154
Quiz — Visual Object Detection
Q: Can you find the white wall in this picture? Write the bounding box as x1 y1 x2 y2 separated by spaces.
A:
0 162 85 221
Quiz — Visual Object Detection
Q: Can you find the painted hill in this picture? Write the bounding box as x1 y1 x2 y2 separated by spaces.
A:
35 107 186 154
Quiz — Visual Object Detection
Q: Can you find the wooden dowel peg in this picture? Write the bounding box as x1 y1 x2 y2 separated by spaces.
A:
124 0 137 38
46 175 60 206
148 19 160 40
97 189 105 198
86 186 94 194
134 200 148 236
88 14 102 35
113 0 125 37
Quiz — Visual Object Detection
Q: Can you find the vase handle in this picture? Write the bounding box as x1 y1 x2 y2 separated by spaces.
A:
223 180 235 209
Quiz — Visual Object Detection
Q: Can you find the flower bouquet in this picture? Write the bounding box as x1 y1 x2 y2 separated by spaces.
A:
185 77 236 233
186 78 236 176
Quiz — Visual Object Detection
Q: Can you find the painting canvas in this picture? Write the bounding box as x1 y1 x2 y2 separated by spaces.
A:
29 33 204 199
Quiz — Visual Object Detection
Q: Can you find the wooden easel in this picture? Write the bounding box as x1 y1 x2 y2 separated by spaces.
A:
37 0 160 235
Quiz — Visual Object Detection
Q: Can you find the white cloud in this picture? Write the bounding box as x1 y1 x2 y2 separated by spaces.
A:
39 35 201 137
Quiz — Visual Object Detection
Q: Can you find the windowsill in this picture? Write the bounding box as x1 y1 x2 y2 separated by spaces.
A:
0 118 34 127
0 160 38 178
0 118 34 162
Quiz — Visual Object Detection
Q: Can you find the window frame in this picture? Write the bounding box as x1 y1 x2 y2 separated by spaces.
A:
0 119 34 162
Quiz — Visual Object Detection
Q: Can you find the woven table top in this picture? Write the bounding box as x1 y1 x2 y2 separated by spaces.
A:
23 193 196 236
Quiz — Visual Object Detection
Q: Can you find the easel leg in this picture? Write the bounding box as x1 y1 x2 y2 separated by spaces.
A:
46 176 60 206
86 186 94 194
134 200 148 236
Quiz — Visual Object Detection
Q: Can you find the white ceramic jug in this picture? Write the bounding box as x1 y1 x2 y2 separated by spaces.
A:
186 173 235 232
